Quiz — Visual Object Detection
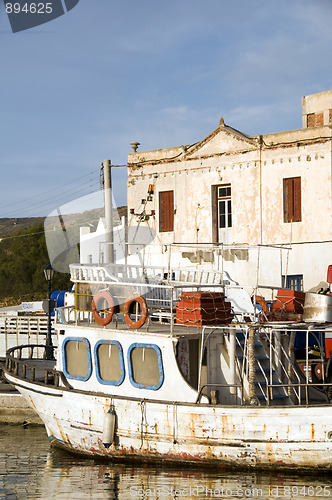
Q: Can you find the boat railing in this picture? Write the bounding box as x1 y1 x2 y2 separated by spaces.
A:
262 382 331 406
70 263 230 286
5 344 71 389
56 280 236 328
260 327 302 404
229 326 274 404
55 280 314 332
0 315 52 361
219 323 329 406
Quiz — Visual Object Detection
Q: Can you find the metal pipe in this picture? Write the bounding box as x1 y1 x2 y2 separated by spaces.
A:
229 327 236 396
103 159 114 264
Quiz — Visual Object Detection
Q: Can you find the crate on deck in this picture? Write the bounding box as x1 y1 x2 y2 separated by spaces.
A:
176 291 233 326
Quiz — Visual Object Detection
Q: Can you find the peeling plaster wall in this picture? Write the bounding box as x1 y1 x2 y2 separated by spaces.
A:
302 89 332 128
126 119 332 289
260 129 332 245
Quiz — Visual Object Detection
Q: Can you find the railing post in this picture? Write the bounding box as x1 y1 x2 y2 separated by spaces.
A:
229 327 236 397
248 326 259 405
288 330 297 403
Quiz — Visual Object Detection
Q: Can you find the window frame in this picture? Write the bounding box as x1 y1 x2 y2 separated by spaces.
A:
94 340 125 386
282 274 304 291
214 184 232 243
127 343 164 390
62 337 92 381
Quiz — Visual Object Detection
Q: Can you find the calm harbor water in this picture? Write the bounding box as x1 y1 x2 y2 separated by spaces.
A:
0 425 332 499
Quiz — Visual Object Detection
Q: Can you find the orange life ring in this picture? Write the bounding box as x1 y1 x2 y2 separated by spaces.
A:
123 294 148 329
92 290 114 326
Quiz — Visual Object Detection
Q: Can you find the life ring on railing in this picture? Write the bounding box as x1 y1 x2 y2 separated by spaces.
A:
123 293 148 329
92 290 115 326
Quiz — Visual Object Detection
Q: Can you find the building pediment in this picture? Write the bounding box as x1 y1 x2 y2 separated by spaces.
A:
184 120 258 159
128 120 259 167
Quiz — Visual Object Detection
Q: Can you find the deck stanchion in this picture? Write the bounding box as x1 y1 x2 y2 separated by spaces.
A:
248 326 258 405
229 327 236 397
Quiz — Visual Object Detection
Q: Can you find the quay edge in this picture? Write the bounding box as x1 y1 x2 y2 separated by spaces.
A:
0 382 43 426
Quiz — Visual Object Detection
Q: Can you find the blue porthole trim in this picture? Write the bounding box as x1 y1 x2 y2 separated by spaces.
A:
62 337 92 381
127 343 164 390
94 340 125 386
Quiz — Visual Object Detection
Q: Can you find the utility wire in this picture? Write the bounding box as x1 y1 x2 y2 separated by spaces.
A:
8 179 101 218
0 164 127 218
0 170 98 213
1 174 101 218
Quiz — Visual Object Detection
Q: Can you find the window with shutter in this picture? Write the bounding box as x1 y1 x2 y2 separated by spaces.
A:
159 190 174 232
283 177 301 223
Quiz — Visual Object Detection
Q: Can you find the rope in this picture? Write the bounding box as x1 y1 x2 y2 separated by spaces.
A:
176 291 234 325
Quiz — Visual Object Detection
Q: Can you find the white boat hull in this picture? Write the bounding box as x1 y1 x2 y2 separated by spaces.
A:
6 373 332 470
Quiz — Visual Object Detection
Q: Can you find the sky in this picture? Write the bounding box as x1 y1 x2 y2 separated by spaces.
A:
1 0 332 217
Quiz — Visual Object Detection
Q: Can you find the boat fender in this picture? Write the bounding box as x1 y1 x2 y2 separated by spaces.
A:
102 407 116 448
123 293 148 329
92 290 114 326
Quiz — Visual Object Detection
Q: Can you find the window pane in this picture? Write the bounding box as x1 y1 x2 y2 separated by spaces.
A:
228 200 232 228
97 342 123 383
130 347 162 388
219 201 226 228
64 339 90 378
282 274 303 291
218 186 231 198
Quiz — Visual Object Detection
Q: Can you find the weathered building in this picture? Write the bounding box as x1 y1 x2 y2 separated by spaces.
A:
127 90 332 290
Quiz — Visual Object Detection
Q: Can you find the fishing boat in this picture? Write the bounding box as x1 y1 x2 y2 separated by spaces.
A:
4 252 332 470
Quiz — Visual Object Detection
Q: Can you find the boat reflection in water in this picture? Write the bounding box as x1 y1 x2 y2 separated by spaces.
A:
45 444 332 500
1 418 332 499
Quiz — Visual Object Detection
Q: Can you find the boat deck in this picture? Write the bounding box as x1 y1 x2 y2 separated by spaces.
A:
59 315 332 337
61 317 231 338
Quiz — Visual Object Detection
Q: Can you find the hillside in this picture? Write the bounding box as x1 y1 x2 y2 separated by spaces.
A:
0 217 45 237
0 207 127 307
0 222 71 307
0 206 127 237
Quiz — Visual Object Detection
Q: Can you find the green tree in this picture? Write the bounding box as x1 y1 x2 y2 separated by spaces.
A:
0 223 71 306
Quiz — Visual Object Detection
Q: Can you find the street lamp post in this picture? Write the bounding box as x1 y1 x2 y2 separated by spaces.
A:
44 264 55 360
